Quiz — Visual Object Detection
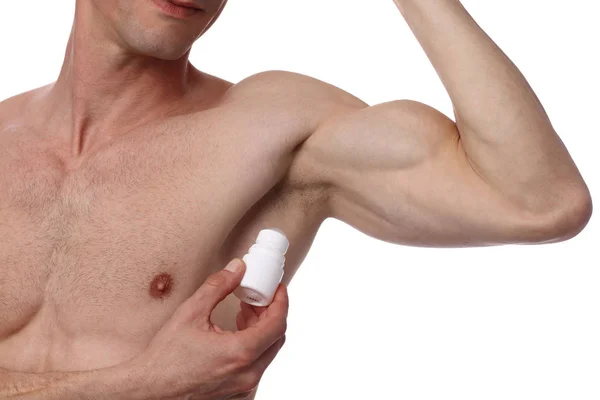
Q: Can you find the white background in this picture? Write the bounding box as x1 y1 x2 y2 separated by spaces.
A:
1 1 598 399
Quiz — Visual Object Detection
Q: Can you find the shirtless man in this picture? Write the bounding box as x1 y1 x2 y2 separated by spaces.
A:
0 0 593 398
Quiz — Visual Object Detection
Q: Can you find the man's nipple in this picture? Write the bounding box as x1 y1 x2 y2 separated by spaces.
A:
149 273 174 299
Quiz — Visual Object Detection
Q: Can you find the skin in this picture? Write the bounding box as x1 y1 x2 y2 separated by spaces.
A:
0 0 593 398
0 260 289 399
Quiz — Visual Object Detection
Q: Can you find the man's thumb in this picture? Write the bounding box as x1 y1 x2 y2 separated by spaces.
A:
188 258 246 321
223 258 245 274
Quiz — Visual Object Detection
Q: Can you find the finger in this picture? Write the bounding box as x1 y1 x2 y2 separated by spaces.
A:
227 389 255 400
258 284 289 320
235 335 286 394
236 307 253 331
234 284 288 356
227 391 256 400
240 301 260 327
253 302 269 318
250 335 286 374
189 258 246 321
236 311 247 331
236 298 266 331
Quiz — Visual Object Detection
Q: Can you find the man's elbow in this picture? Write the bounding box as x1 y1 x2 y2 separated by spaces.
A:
522 185 593 244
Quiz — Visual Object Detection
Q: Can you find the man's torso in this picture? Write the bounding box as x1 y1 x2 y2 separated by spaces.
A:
0 70 334 373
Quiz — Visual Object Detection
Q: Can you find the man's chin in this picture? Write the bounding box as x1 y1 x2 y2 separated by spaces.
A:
126 39 193 61
147 47 191 61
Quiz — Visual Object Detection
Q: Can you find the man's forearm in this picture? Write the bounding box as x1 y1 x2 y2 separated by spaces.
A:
394 0 587 211
0 360 149 400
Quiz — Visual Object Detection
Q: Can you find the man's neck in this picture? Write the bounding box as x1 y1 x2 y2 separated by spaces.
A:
47 2 198 156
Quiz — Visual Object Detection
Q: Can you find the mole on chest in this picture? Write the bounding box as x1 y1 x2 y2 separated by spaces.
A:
148 273 174 299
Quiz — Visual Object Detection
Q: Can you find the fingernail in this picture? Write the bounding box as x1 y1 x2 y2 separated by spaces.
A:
225 258 243 273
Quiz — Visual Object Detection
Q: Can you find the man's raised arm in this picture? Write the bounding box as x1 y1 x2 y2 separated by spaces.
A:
392 0 591 217
288 0 592 247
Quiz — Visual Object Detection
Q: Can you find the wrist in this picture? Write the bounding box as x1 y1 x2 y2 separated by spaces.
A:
109 356 156 400
121 352 187 400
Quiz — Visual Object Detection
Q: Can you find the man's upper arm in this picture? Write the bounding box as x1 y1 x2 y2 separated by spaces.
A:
291 90 554 247
233 70 557 246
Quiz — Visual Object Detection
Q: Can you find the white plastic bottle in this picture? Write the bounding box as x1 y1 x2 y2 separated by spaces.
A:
234 228 289 307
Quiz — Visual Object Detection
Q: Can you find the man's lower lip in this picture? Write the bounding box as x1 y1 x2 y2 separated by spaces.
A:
150 0 200 18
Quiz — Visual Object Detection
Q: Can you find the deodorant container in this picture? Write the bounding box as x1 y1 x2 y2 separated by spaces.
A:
234 228 289 307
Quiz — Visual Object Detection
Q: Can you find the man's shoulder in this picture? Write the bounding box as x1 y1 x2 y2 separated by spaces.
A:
0 86 48 124
226 70 367 116
232 70 329 93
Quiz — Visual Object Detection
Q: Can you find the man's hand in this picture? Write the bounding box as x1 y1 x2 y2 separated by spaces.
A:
130 258 288 399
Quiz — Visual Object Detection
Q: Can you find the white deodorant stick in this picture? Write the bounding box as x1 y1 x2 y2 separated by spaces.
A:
234 228 289 307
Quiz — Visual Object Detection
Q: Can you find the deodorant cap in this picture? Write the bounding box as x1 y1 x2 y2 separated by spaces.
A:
234 228 289 307
256 228 289 255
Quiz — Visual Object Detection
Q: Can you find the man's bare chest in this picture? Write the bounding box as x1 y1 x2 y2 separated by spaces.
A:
0 113 304 347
